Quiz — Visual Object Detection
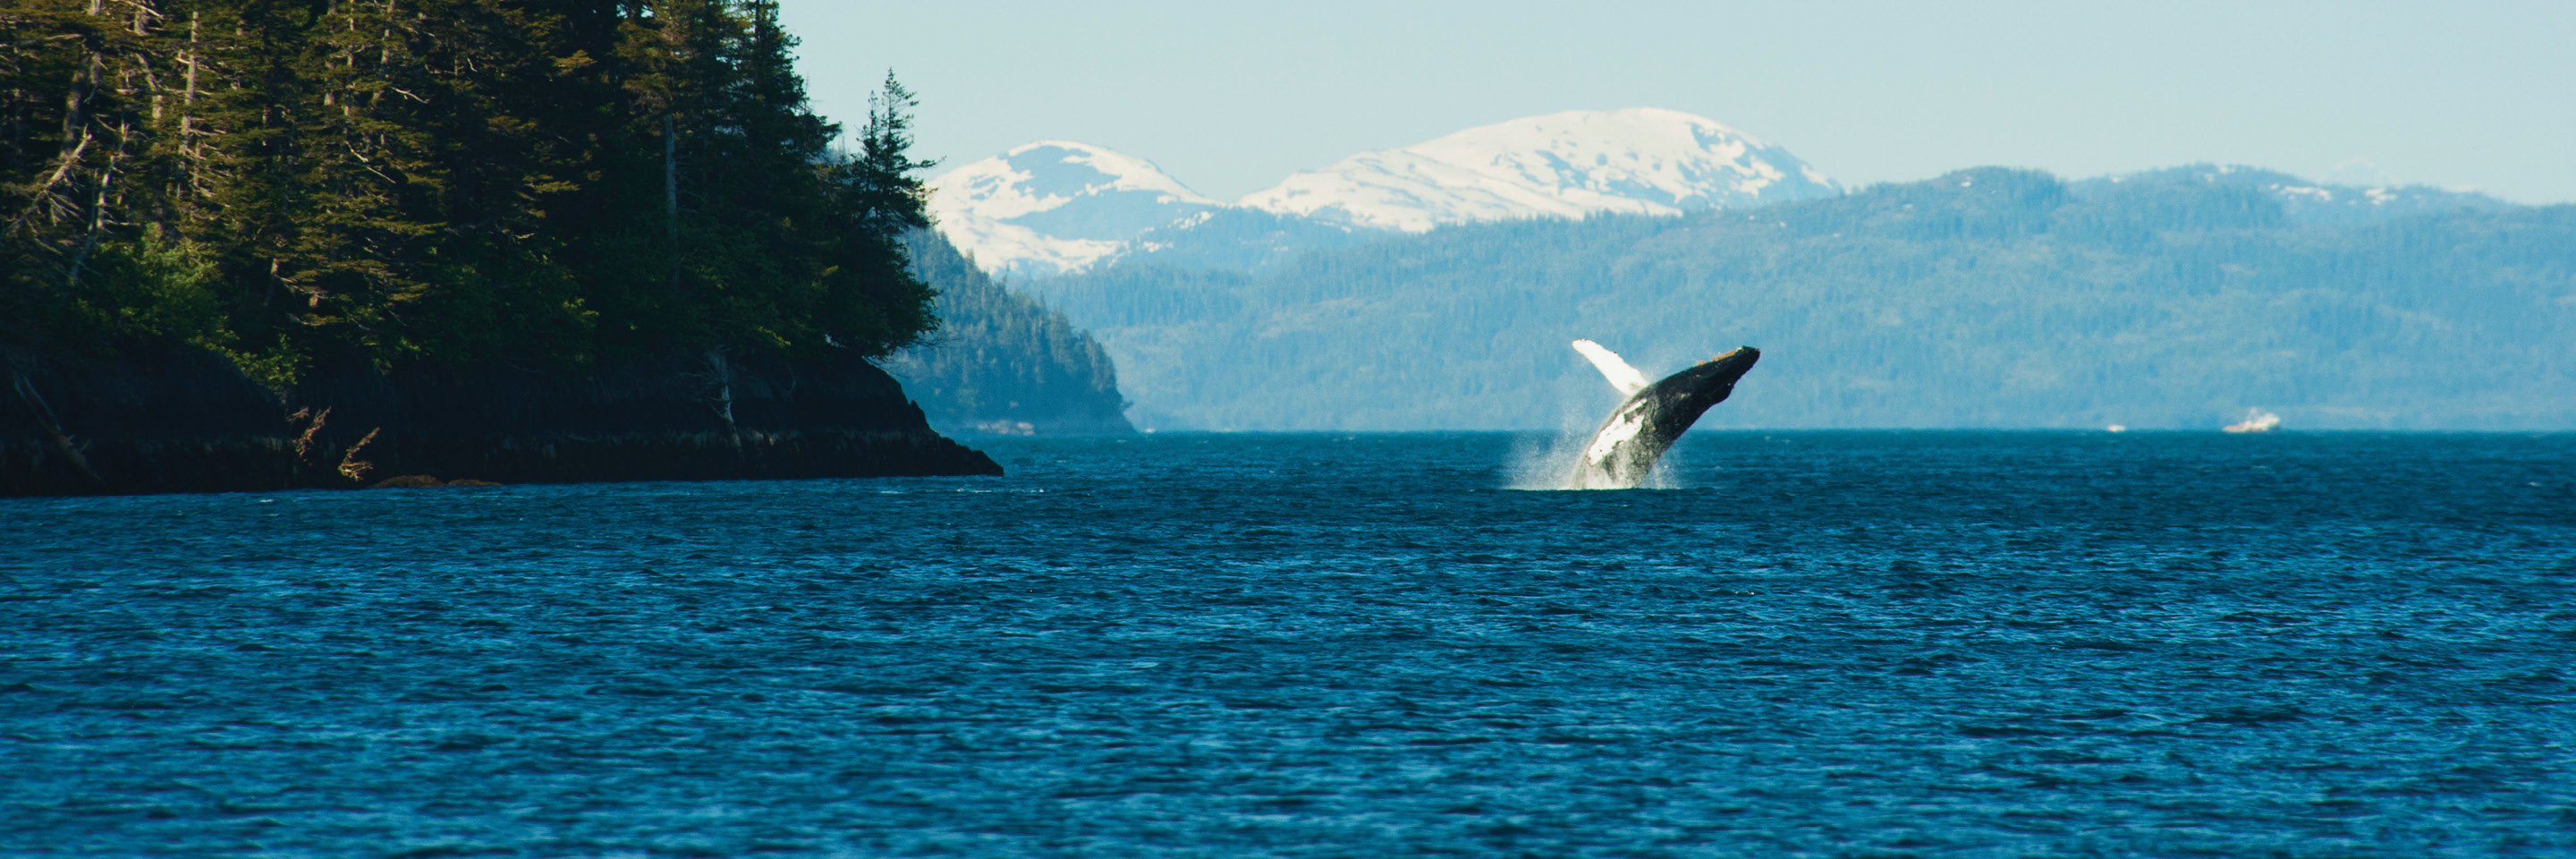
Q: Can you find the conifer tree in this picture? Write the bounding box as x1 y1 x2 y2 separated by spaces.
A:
3 0 179 356
4 0 941 383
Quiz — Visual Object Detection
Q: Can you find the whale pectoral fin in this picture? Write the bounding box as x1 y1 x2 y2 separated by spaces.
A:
1572 339 1649 396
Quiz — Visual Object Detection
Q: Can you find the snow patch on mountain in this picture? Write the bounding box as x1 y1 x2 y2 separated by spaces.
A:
922 110 1844 276
925 140 1219 278
1239 108 1842 233
2073 163 2510 226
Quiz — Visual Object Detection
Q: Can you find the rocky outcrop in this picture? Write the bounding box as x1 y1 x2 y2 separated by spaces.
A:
2 346 1000 497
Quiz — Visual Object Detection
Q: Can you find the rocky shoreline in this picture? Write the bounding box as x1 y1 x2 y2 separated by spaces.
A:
3 347 1000 497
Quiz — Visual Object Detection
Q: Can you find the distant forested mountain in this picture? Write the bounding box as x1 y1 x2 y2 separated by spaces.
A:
2067 164 2512 227
882 233 1131 435
1026 167 2573 430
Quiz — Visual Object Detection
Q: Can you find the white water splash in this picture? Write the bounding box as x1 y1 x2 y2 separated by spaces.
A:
1507 339 1691 490
1506 429 1688 490
1504 379 1684 491
1504 430 1585 490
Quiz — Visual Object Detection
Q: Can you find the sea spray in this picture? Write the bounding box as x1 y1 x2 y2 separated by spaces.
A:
1504 381 1685 490
1504 430 1584 490
1513 340 1757 490
1505 371 1605 490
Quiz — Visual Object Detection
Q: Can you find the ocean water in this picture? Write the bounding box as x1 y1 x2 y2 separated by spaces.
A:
4 431 2573 858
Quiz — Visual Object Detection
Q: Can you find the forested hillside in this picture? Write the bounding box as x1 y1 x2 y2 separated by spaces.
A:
4 0 932 381
0 2 1016 493
882 231 1131 434
1031 168 2575 430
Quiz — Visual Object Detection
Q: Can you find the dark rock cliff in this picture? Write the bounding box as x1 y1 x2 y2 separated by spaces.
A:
3 347 1000 497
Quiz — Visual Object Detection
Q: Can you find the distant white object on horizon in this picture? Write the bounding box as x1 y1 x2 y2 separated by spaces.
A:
2223 410 2282 433
2106 424 2129 433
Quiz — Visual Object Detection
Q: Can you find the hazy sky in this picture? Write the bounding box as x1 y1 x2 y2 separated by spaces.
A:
779 0 2574 204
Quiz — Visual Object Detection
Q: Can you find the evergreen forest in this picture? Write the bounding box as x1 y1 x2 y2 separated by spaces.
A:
881 230 1131 435
3 0 937 387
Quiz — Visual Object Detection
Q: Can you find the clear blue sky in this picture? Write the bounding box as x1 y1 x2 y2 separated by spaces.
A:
779 0 2574 204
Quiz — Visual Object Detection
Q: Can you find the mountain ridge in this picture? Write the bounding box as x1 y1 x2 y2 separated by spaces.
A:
1023 166 2569 431
924 140 1223 278
924 107 1842 277
923 111 2512 283
1239 107 1841 232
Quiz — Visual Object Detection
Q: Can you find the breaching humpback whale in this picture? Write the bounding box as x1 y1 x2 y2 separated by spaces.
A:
1569 340 1760 489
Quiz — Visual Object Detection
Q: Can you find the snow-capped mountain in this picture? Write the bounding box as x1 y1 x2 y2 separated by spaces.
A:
923 109 1840 277
924 141 1220 278
1239 108 1842 233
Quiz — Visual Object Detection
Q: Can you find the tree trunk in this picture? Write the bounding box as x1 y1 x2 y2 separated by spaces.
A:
12 368 103 486
665 112 679 292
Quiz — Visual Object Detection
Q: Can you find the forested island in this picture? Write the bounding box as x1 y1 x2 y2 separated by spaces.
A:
3 1 1004 495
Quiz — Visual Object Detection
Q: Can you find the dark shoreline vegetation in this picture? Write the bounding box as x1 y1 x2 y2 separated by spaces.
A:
3 1 1003 496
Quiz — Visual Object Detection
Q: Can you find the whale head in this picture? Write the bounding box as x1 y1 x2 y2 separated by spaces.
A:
1650 347 1760 422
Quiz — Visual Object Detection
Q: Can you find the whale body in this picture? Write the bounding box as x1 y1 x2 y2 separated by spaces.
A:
1569 341 1760 489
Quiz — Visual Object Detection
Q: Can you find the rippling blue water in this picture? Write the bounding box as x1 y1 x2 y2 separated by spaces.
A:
4 431 2574 857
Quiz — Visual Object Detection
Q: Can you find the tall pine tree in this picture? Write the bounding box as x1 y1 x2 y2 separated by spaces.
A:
2 0 937 385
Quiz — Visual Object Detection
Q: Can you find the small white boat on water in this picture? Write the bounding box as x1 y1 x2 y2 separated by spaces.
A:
2223 410 2281 433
